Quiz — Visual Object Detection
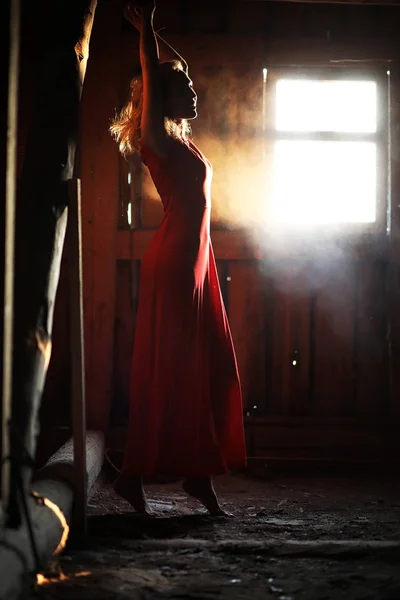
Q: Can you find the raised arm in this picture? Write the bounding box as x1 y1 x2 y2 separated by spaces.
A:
134 0 168 157
125 3 189 74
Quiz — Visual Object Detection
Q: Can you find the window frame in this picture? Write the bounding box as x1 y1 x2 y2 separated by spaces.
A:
262 67 390 235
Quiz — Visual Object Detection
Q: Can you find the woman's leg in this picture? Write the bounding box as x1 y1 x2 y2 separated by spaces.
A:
182 476 233 517
114 474 152 515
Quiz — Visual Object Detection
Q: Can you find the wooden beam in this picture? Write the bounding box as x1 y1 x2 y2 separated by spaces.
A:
8 0 97 527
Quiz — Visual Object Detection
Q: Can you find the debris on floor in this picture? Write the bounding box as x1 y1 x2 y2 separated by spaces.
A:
33 472 400 599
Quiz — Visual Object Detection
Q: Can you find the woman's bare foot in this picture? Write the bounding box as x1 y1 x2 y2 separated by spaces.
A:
114 474 153 515
182 477 233 517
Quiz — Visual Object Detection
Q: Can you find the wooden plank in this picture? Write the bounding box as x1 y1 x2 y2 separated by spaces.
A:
81 1 121 430
1 0 20 507
165 34 264 67
312 261 357 416
355 261 388 419
110 261 138 425
267 262 312 416
388 267 400 420
67 178 87 535
387 262 400 419
227 261 267 413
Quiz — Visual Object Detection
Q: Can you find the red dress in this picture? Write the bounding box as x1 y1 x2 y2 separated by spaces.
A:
121 136 246 478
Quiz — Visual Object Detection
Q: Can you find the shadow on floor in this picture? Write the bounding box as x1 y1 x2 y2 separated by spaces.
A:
84 512 219 543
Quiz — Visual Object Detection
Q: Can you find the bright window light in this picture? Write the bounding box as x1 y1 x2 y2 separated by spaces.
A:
276 79 377 133
270 78 378 225
271 141 376 224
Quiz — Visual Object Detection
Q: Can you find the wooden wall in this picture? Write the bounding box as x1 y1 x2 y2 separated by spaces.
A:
42 0 400 465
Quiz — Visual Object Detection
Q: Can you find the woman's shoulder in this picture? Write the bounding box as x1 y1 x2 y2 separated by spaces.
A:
140 136 186 165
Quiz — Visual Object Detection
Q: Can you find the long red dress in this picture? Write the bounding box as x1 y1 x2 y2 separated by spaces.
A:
121 136 246 478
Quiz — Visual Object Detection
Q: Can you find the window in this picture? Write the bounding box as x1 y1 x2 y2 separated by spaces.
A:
263 69 389 228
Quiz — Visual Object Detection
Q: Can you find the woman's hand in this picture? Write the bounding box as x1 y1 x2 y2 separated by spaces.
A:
133 0 156 18
124 2 141 30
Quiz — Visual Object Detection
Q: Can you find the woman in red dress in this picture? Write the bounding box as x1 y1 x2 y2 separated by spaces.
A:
110 0 246 516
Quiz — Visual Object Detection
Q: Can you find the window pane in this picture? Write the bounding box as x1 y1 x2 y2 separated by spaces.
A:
275 79 377 133
271 141 377 224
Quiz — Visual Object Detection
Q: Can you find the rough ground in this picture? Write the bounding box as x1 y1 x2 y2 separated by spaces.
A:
32 471 400 600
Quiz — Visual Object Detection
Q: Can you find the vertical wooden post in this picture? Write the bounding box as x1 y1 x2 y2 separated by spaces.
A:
1 0 20 511
67 178 87 535
81 0 121 430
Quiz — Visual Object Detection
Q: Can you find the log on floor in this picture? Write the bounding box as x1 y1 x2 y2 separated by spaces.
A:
0 430 104 600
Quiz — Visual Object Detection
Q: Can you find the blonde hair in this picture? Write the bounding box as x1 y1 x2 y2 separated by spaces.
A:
109 60 191 157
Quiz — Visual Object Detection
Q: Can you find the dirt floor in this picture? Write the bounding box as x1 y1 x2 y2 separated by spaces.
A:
32 470 400 600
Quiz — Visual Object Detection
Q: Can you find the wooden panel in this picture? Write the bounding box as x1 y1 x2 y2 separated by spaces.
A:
267 263 312 416
216 260 228 306
247 419 400 462
185 0 227 33
151 0 189 34
228 261 267 413
388 266 400 419
312 262 357 416
80 1 121 430
165 34 400 66
107 419 400 463
110 261 139 425
229 1 267 34
355 261 388 418
388 71 400 420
